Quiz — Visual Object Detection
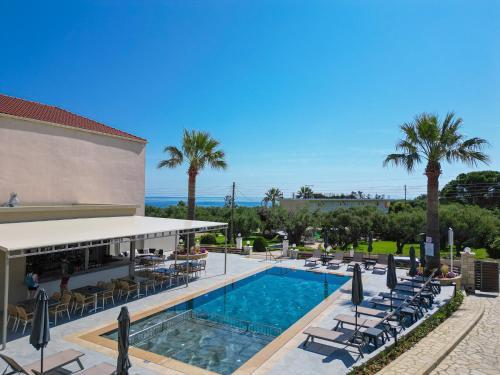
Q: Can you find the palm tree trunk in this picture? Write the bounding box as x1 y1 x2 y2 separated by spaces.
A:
425 162 441 273
187 169 197 245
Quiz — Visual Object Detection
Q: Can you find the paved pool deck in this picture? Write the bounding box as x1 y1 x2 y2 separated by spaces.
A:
0 253 453 375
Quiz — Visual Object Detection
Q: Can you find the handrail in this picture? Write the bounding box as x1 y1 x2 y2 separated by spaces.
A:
192 310 282 337
129 310 193 345
128 308 282 346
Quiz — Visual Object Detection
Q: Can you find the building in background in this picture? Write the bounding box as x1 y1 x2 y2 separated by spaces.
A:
280 198 392 213
0 93 172 302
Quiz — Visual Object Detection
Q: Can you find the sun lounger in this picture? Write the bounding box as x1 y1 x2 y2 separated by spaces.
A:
303 327 366 358
77 362 115 375
304 249 322 267
372 254 388 273
333 314 381 330
0 349 84 375
327 252 343 269
355 306 390 318
346 252 364 271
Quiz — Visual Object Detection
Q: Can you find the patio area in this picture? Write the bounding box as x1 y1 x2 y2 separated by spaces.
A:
0 252 454 375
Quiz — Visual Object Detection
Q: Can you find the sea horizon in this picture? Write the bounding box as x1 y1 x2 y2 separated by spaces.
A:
145 196 263 208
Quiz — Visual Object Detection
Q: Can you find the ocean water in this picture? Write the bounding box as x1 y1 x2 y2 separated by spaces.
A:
104 268 349 374
145 196 262 208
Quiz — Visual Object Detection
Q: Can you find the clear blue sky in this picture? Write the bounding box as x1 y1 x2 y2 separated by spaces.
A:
1 0 499 199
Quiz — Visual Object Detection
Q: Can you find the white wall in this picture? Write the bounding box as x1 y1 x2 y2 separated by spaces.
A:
0 115 146 215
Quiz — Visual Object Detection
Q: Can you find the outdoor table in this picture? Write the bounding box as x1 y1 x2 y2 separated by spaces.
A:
72 285 106 313
363 259 377 270
119 275 152 296
320 255 334 265
363 327 385 349
17 297 59 313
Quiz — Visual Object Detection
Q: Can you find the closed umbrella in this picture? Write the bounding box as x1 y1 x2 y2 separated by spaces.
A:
29 289 50 375
117 306 132 375
386 254 397 311
419 241 426 267
409 246 418 277
367 232 373 259
351 263 364 330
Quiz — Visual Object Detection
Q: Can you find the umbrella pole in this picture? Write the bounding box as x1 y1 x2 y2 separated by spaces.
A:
41 347 44 375
390 290 393 312
355 305 358 331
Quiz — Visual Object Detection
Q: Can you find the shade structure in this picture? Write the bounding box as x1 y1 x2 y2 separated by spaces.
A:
117 306 131 375
29 289 50 375
409 246 418 277
386 254 397 311
351 263 364 330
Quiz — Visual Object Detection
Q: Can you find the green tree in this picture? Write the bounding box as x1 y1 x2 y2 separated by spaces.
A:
384 112 489 271
385 209 426 254
296 186 314 199
283 208 314 245
441 171 500 209
439 204 499 255
262 187 283 208
233 207 261 237
158 129 227 223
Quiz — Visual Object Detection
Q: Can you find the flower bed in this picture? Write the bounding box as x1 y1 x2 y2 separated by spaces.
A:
348 290 464 375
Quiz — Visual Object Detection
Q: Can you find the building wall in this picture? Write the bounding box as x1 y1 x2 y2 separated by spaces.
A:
280 199 391 213
0 115 146 215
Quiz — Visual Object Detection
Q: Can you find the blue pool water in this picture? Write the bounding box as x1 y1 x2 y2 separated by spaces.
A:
104 268 349 374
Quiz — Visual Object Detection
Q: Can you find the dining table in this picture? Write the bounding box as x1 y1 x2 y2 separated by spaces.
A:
71 285 107 312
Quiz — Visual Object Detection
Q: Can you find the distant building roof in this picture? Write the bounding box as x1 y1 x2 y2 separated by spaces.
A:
0 93 146 142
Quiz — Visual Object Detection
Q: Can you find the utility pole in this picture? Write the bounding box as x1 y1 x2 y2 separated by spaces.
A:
404 184 407 204
230 182 235 243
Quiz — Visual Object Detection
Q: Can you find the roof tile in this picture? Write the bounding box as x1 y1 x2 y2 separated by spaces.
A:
0 93 146 142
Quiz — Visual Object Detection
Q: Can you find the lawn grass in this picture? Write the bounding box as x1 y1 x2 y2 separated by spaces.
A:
211 233 281 246
298 240 488 260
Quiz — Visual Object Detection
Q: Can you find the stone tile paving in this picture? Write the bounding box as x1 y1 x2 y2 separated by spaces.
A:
431 294 500 375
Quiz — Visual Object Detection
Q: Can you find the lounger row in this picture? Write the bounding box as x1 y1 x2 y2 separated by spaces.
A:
303 273 440 358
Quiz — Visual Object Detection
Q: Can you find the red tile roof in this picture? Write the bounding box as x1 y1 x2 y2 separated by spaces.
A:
0 93 146 142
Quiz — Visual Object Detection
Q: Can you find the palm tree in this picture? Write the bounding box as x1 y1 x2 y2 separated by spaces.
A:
384 112 489 271
263 187 283 208
296 185 314 199
158 130 227 234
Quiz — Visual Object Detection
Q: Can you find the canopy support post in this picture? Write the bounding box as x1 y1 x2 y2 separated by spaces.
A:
129 240 135 277
2 253 9 350
224 227 228 275
186 234 190 287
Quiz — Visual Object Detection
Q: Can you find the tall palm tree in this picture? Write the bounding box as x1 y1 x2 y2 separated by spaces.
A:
296 185 313 199
384 112 489 271
263 187 283 208
158 130 227 232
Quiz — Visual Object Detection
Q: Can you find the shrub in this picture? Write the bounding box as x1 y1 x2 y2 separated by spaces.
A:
200 233 217 245
487 237 500 258
253 237 268 252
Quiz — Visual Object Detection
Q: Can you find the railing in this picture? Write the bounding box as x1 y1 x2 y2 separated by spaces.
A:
192 310 282 337
129 309 282 346
129 310 193 346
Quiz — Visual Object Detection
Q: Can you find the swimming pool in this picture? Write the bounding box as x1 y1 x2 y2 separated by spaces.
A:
103 267 349 374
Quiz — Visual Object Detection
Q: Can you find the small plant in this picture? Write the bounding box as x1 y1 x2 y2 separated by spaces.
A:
440 264 449 275
253 237 268 252
200 233 217 245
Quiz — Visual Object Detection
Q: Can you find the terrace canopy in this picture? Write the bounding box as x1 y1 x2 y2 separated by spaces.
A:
0 216 228 349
